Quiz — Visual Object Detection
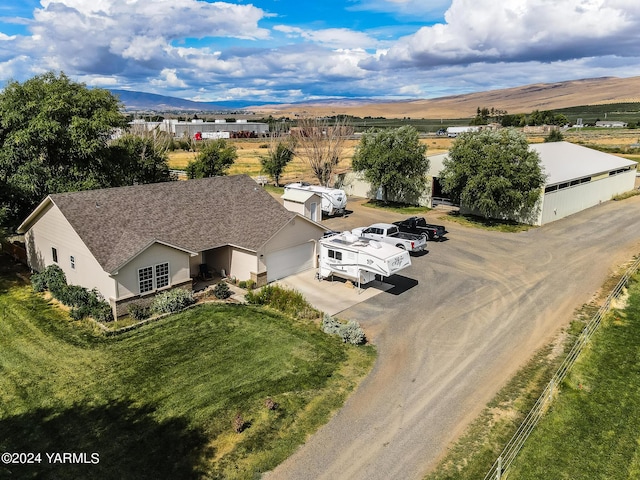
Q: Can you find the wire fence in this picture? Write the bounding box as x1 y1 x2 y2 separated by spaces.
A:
484 255 640 480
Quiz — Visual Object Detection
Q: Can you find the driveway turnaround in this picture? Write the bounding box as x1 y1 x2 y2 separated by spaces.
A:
265 195 640 480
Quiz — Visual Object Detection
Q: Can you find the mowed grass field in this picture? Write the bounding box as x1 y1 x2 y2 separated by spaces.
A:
0 264 375 480
168 130 639 185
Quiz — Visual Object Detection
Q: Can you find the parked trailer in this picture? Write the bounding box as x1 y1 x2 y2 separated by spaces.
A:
318 232 411 288
284 182 347 216
446 126 481 137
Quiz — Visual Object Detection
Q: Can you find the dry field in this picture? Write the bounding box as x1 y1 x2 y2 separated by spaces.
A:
168 129 638 184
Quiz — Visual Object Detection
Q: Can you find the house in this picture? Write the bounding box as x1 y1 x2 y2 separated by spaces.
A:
18 175 326 317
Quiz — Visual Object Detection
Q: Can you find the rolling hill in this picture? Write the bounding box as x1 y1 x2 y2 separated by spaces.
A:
248 76 640 119
111 76 640 120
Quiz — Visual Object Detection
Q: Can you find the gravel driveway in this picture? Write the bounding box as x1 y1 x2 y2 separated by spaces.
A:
265 195 640 480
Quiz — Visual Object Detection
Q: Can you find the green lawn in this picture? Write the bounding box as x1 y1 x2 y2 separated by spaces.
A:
0 269 375 479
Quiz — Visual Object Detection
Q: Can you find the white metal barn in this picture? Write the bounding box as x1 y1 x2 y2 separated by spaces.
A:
531 142 637 225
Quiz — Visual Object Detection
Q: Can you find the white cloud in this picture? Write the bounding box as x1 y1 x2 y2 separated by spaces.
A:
274 25 379 50
364 0 640 70
150 69 187 88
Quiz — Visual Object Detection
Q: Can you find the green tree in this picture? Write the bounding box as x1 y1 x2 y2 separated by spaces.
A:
440 128 545 222
544 129 565 142
107 134 172 184
0 71 127 229
260 135 295 187
186 139 237 178
352 126 429 203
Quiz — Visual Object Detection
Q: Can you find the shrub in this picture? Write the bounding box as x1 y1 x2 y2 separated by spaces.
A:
213 282 232 300
339 320 366 345
30 271 47 292
152 288 195 314
322 314 366 345
246 279 256 290
322 313 342 335
31 264 67 295
237 280 247 289
245 284 319 318
60 284 92 307
91 301 114 323
265 397 279 411
129 303 151 321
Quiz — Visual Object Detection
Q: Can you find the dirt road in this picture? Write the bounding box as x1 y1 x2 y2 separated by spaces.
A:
265 195 640 480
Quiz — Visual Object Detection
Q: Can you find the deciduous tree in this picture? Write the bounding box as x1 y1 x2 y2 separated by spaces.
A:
440 128 545 222
292 116 353 186
260 130 295 186
0 71 127 230
186 139 236 178
351 126 429 203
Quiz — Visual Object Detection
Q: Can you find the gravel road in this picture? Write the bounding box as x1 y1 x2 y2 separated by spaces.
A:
265 195 640 480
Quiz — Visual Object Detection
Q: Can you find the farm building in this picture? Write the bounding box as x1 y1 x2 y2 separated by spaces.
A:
18 175 325 317
338 142 637 225
130 118 269 138
529 141 636 225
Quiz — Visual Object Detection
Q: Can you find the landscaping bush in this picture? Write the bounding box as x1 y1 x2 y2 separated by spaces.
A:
31 266 113 322
129 303 151 321
322 313 342 335
246 279 256 290
213 282 232 300
238 280 247 289
339 321 366 345
31 264 67 295
245 284 318 318
322 314 366 345
152 288 195 314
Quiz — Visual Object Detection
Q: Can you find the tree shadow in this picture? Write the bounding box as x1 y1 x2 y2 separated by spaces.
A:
0 400 212 480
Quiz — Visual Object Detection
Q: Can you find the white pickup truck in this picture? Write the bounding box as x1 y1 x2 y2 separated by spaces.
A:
351 223 427 253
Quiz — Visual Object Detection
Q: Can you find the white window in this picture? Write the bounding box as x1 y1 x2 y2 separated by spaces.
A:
138 266 154 294
138 262 170 294
70 255 75 270
155 263 169 289
52 247 58 263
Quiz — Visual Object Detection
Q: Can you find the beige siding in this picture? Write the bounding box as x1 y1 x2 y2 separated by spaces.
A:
540 170 636 225
24 203 116 301
263 217 325 255
114 243 191 300
229 247 258 281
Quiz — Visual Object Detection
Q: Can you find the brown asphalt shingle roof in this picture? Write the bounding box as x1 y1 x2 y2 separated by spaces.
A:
47 175 297 273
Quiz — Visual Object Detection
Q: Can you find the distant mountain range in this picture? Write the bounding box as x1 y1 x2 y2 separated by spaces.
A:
109 89 270 111
110 76 640 119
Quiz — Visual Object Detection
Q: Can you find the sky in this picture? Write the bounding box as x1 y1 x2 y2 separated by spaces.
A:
0 0 639 104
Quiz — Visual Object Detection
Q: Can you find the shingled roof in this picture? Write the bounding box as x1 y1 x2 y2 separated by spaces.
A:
22 175 298 273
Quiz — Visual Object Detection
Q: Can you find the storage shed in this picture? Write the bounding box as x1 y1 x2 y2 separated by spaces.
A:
282 189 322 222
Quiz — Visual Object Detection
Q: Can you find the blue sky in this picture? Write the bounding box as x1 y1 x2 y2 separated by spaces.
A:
0 0 638 104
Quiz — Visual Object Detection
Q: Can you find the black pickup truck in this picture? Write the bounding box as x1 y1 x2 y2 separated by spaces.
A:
393 216 447 241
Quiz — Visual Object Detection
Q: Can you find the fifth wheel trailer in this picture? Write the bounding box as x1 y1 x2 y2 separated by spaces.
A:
318 232 411 287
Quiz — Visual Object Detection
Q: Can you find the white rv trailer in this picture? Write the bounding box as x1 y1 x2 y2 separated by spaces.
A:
284 182 347 216
446 126 481 137
318 232 411 287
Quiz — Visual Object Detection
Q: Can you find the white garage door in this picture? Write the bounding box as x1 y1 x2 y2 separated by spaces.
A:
266 242 315 282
